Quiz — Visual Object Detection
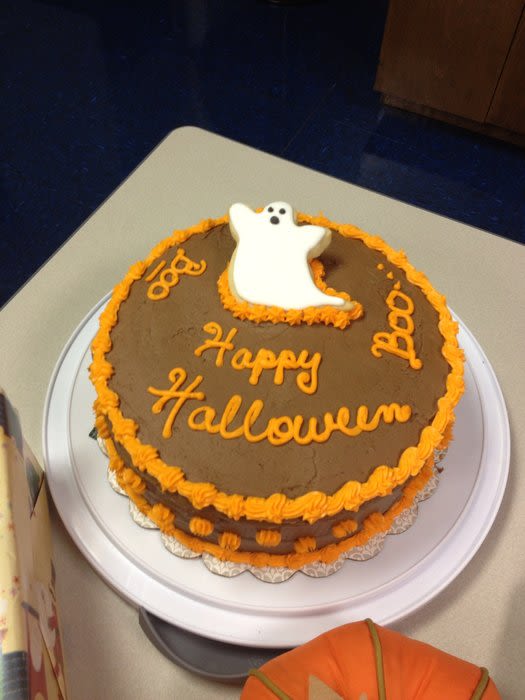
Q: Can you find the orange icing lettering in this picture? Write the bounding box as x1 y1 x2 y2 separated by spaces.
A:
371 288 423 370
243 400 268 443
184 392 412 447
231 346 321 394
187 405 216 432
231 347 255 373
145 260 166 282
147 248 207 300
218 396 245 439
147 370 409 448
194 322 321 394
148 368 205 438
194 322 238 367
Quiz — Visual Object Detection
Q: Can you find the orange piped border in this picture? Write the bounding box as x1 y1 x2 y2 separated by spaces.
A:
106 434 437 569
332 518 358 539
90 212 464 529
217 259 363 330
255 530 282 548
218 532 241 551
189 517 214 537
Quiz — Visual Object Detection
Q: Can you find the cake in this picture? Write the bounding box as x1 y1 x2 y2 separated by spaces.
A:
89 202 464 572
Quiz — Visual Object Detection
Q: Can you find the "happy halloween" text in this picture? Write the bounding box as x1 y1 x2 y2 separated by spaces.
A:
147 366 411 446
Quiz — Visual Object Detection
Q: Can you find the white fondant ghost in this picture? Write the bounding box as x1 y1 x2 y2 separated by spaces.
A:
228 202 353 310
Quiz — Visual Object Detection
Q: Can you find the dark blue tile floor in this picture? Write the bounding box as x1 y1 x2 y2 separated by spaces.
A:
2 0 524 307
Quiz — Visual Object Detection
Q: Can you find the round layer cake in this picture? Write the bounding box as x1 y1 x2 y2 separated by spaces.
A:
90 203 464 569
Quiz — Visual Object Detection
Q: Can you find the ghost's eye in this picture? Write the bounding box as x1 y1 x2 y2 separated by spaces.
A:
279 208 286 215
268 206 274 213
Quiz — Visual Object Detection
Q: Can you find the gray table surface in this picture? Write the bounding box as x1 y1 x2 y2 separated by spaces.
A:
1 127 523 699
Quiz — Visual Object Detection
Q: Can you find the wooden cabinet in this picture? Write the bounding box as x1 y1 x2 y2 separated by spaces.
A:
375 0 525 144
487 8 525 134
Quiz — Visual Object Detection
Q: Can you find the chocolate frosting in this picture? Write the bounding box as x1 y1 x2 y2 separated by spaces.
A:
107 224 449 499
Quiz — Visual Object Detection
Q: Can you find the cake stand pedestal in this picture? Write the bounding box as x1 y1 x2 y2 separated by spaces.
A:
138 608 287 683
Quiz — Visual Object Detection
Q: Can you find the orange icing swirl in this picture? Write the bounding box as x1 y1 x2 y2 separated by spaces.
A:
178 482 218 510
121 468 146 494
94 414 110 440
149 503 175 528
189 517 214 537
218 532 241 551
332 519 358 539
214 493 245 521
294 537 317 554
255 530 282 547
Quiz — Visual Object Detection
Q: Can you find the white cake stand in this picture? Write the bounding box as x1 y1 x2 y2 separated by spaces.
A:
43 294 509 649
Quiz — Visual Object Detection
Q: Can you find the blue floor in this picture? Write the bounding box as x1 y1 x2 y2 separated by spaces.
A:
2 0 524 307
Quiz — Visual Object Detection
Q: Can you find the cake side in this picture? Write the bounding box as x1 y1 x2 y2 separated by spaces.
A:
102 432 439 568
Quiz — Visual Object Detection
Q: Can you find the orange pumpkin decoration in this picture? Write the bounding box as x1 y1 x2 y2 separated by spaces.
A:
241 620 500 700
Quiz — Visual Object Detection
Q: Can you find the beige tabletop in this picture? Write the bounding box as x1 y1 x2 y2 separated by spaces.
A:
1 127 523 699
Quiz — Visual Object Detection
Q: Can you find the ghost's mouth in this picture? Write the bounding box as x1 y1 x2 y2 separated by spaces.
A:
270 216 280 225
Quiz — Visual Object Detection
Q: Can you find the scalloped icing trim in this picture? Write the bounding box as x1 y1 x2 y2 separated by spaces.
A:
106 436 437 570
89 211 464 526
217 259 363 330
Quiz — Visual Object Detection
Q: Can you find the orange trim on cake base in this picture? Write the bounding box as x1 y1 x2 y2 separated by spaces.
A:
105 433 438 569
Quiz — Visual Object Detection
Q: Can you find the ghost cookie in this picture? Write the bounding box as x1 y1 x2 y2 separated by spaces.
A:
228 202 356 311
